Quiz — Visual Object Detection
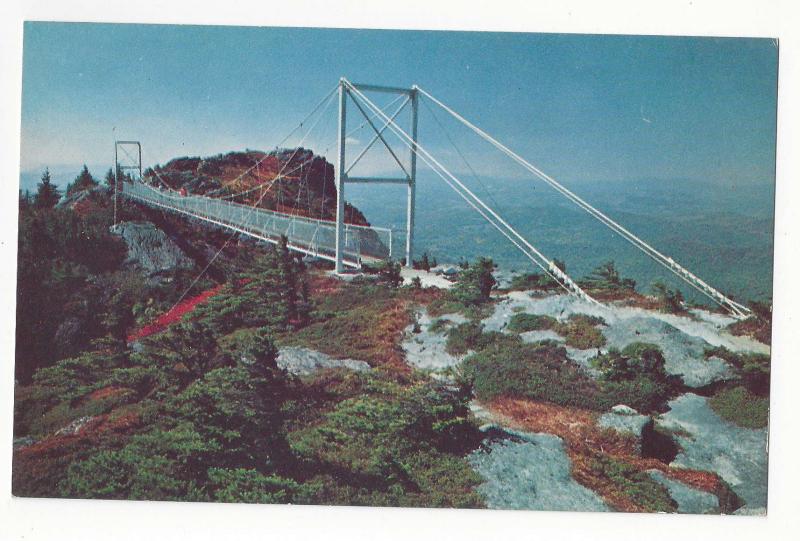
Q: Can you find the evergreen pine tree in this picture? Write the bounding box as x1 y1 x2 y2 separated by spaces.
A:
34 168 61 209
66 165 98 195
104 168 116 188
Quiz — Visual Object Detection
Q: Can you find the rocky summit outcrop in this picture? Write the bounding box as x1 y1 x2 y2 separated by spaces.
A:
149 149 372 226
110 221 194 276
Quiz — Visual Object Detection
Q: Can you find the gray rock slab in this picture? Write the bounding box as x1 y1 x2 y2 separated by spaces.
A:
277 347 371 376
402 309 467 371
469 428 609 512
111 221 193 276
657 393 768 509
648 469 719 514
519 330 565 344
494 293 768 353
598 410 651 439
565 346 603 376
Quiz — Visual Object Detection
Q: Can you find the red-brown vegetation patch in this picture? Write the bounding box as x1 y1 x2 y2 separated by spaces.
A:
595 289 661 310
18 416 107 460
12 409 144 497
127 283 225 342
401 285 446 305
370 299 416 371
100 407 143 435
85 386 131 403
307 272 344 297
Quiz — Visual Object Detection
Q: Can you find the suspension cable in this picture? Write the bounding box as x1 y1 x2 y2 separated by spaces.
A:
415 86 750 318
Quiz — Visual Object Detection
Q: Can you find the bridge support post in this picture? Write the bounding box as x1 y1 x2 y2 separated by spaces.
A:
335 79 348 274
113 143 119 226
406 87 419 268
113 140 142 227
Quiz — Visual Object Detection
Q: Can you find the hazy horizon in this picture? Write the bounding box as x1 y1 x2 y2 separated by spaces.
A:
20 23 778 191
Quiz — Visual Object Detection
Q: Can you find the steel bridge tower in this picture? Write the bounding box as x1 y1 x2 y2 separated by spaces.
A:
334 79 419 273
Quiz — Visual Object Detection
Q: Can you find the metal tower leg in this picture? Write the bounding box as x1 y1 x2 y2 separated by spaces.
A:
113 142 118 226
406 87 419 267
335 80 348 273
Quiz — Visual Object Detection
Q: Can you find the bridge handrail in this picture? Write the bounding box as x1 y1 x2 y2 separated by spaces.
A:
131 179 393 235
122 180 396 266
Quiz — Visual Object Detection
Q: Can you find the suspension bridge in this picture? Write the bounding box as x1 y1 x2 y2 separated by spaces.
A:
113 77 751 319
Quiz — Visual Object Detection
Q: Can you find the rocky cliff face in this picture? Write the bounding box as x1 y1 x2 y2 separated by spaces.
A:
110 221 194 277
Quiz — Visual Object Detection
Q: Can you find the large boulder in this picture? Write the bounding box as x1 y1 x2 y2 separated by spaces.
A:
110 221 193 276
276 347 371 376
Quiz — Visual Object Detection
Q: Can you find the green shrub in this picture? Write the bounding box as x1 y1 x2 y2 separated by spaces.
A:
445 322 507 355
412 252 437 271
171 363 290 469
580 261 636 291
569 314 606 327
449 258 496 306
508 272 557 291
288 373 483 508
427 297 494 321
557 316 606 349
58 424 219 500
600 377 675 414
428 318 450 334
506 312 605 349
592 343 669 382
206 468 302 504
588 343 679 412
375 259 403 287
461 333 674 413
507 259 566 291
506 313 557 333
652 281 685 313
709 386 769 428
461 338 609 410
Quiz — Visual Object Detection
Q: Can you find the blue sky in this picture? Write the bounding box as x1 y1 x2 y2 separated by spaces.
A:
20 22 777 191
